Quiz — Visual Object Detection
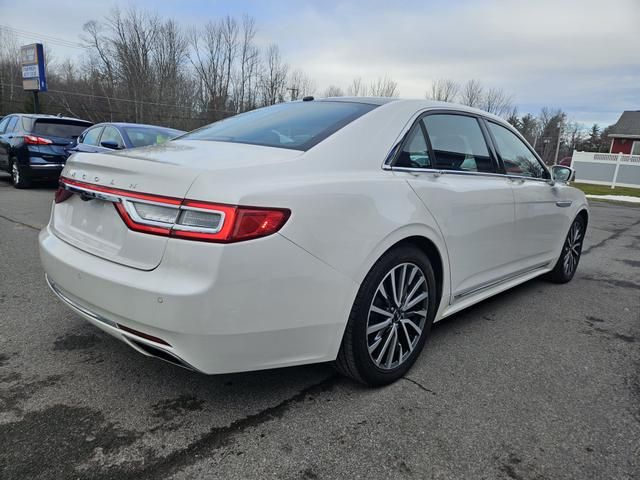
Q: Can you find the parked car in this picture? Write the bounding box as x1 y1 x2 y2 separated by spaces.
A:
68 122 185 156
0 114 93 188
40 98 588 386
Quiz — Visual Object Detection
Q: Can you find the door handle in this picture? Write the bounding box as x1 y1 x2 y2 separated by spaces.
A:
555 200 572 208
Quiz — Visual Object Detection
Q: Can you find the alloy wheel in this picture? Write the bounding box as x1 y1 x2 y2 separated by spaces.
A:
563 220 583 276
366 262 429 370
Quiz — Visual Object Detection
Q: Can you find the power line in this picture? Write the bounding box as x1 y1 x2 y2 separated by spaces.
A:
0 25 85 49
0 83 237 115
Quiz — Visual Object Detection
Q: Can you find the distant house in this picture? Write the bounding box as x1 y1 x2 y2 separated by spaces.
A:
608 111 640 155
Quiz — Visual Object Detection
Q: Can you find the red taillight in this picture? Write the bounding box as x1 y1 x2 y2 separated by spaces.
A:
54 186 73 203
232 208 291 242
57 177 290 243
24 135 53 145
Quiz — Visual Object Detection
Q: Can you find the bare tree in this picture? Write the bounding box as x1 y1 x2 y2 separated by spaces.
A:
481 87 514 117
427 79 459 102
459 79 483 108
368 75 398 97
0 27 22 113
233 15 258 112
288 69 316 100
347 77 364 96
323 85 345 97
260 44 288 105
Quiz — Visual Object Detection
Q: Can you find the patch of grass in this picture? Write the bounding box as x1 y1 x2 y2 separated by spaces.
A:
572 183 640 198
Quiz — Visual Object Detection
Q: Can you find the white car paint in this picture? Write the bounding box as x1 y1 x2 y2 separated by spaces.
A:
39 98 588 374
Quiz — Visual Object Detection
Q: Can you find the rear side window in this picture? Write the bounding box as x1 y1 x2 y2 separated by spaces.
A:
81 127 103 146
101 126 125 148
6 117 19 133
0 117 10 133
395 125 431 169
182 101 376 151
423 114 494 173
487 122 547 178
33 121 91 139
123 126 180 148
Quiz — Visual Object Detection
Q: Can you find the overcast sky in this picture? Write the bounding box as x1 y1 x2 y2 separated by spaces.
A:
1 0 638 126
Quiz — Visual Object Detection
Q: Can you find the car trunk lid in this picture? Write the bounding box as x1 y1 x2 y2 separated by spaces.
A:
51 141 302 270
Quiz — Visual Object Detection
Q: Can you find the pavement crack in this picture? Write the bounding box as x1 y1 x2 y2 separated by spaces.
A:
0 213 42 231
100 374 338 480
402 376 437 395
582 218 640 255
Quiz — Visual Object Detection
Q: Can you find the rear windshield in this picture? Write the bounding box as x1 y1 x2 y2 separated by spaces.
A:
122 126 184 148
33 120 91 139
181 101 377 151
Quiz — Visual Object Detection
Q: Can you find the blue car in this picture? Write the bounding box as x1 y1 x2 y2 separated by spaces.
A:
69 122 185 155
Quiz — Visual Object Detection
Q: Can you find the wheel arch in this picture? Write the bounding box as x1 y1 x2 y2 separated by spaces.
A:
357 225 450 315
576 208 589 228
390 236 444 313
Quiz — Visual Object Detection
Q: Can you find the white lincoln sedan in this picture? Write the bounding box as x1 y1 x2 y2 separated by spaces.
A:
39 98 588 385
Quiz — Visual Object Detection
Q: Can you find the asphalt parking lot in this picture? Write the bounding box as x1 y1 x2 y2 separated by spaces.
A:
0 174 638 480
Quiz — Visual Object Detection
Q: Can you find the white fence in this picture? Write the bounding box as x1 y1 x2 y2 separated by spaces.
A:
571 151 640 189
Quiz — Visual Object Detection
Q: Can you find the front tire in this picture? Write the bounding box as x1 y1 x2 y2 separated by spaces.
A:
545 215 585 283
335 245 437 386
11 161 31 189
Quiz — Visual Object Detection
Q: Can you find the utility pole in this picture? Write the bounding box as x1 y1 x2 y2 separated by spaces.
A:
553 124 563 165
33 91 40 114
286 87 299 101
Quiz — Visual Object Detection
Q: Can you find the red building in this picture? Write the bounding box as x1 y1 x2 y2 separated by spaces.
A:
608 110 640 155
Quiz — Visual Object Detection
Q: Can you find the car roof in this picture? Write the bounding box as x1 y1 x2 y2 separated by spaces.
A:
313 97 507 123
317 96 401 106
11 113 92 123
92 122 183 131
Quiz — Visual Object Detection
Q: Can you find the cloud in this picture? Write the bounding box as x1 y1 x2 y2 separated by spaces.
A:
2 0 638 125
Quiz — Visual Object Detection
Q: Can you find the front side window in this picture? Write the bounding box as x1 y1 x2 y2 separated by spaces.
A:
488 122 547 178
395 125 431 168
181 101 376 151
81 127 103 146
423 114 494 173
100 126 125 148
632 141 640 156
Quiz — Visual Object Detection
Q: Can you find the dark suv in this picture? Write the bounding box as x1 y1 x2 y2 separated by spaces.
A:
0 114 93 188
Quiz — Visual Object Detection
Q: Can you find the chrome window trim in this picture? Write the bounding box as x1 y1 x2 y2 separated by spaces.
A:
384 164 554 184
383 108 503 175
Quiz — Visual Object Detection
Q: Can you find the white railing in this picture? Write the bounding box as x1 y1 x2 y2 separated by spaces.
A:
571 150 640 189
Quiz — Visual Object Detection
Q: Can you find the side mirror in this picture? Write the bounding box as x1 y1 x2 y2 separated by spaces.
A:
551 165 574 184
100 140 122 150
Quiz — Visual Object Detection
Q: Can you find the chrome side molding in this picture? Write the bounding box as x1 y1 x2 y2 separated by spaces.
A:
453 262 550 301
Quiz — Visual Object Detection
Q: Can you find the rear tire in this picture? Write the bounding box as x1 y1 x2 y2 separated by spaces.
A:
545 215 585 284
11 160 31 189
335 245 437 386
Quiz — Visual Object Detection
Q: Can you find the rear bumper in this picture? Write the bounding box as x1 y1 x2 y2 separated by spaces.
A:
39 225 358 374
26 158 64 178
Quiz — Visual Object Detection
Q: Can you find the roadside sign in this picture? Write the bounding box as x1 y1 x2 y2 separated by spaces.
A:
20 43 47 92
